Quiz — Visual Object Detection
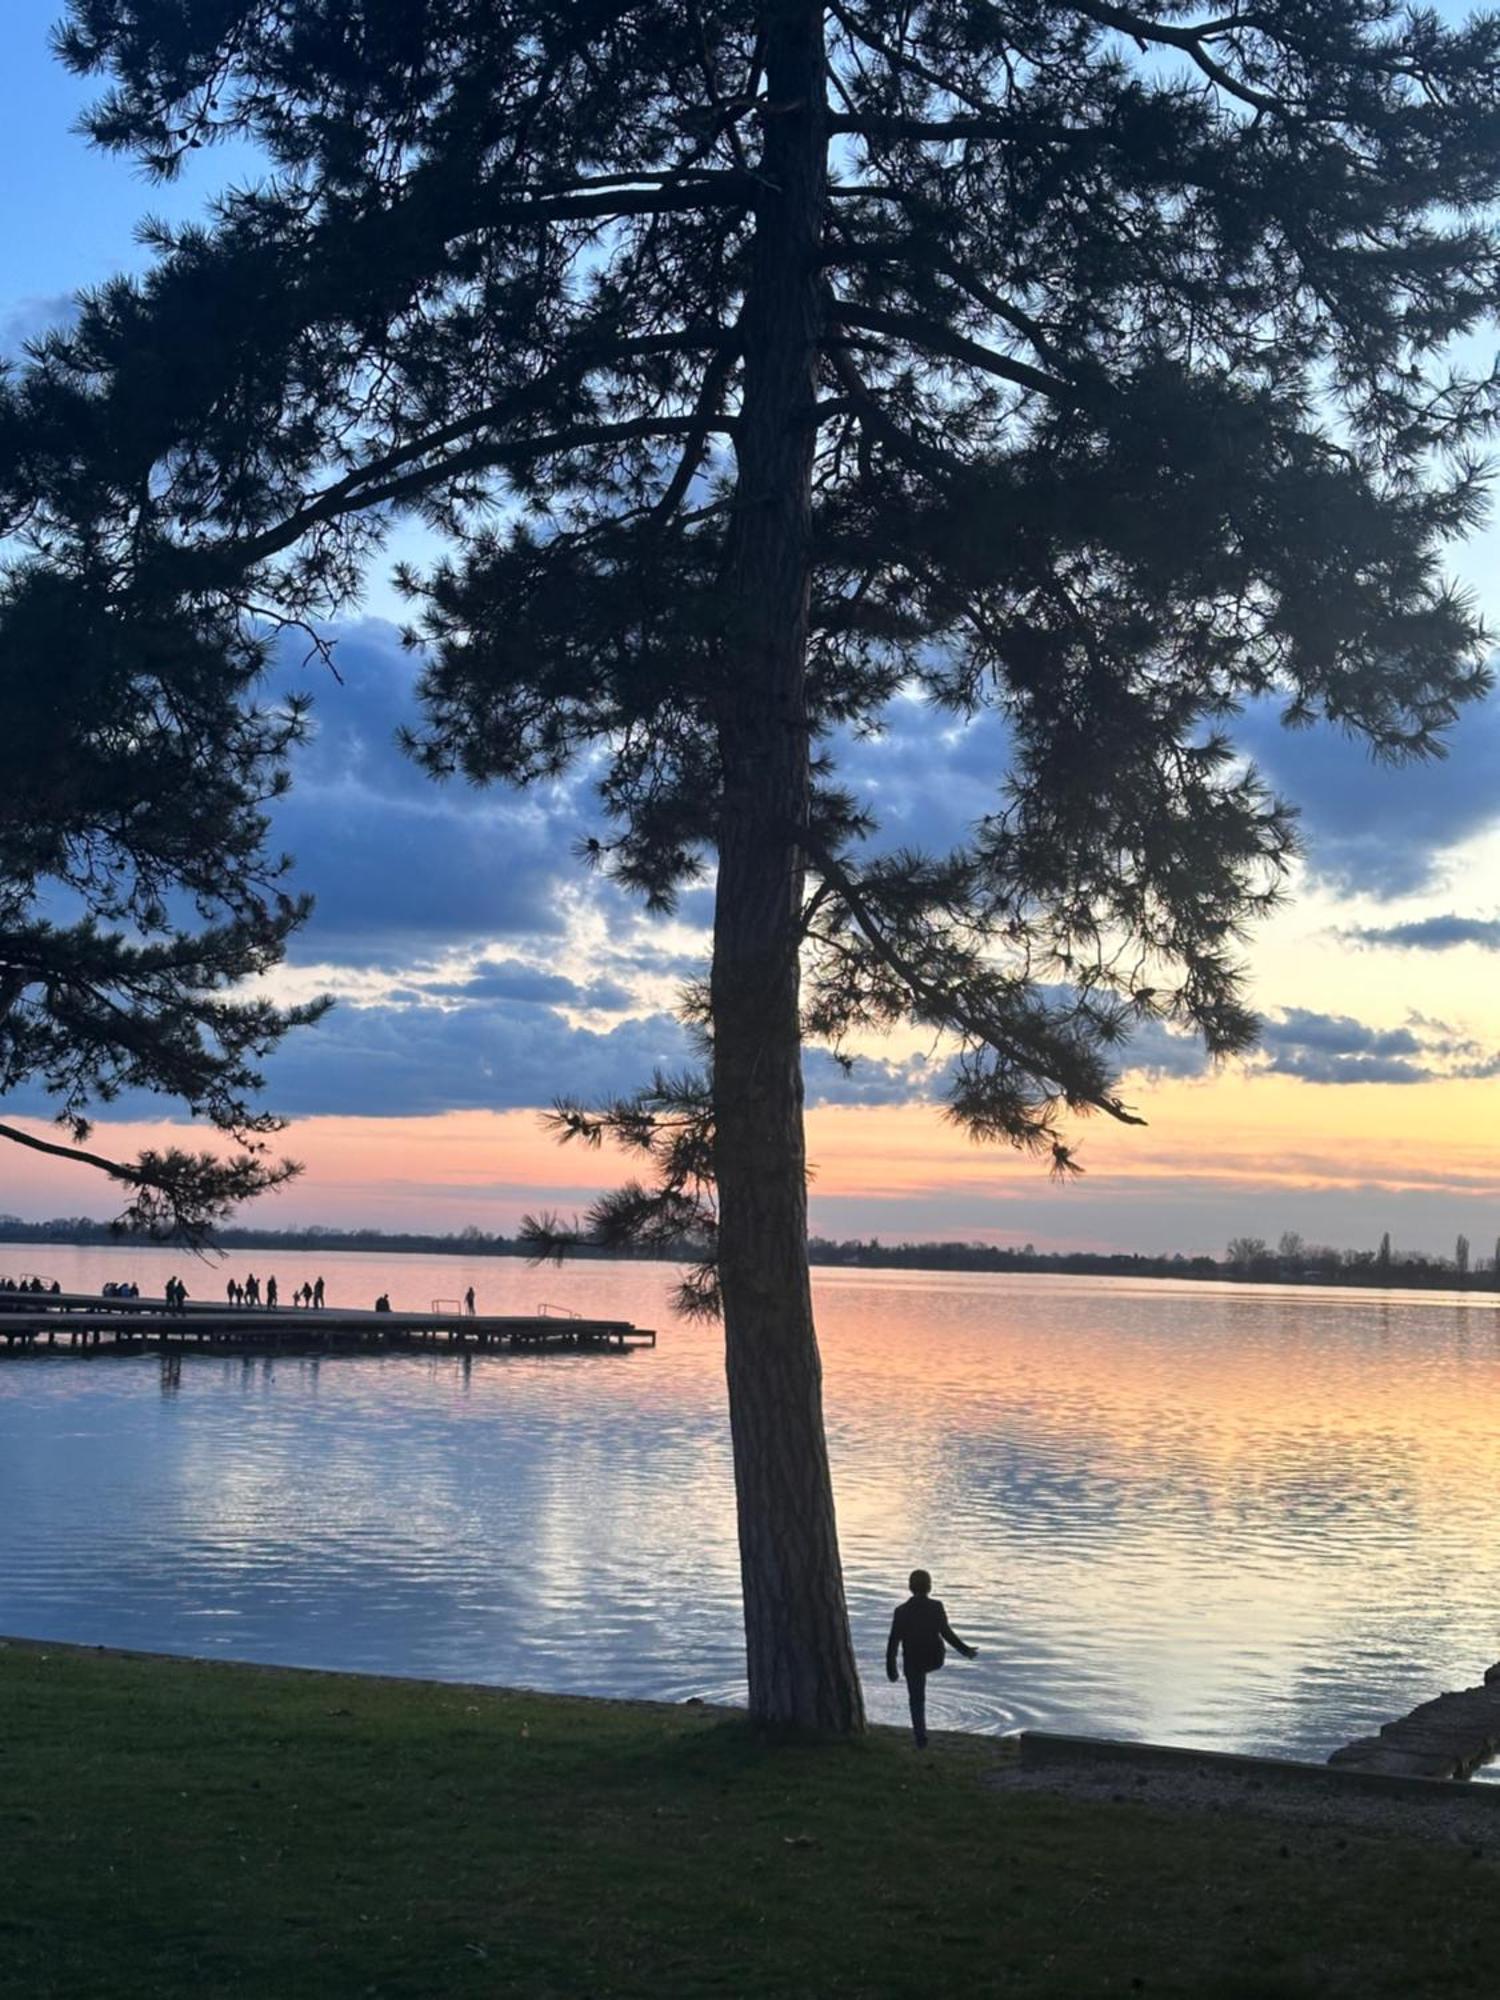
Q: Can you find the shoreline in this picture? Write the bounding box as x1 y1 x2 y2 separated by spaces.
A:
2 1232 1496 1304
8 1631 1497 1833
0 1629 732 1721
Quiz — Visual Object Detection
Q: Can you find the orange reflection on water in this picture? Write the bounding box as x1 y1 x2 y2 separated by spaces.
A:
5 1247 1500 1758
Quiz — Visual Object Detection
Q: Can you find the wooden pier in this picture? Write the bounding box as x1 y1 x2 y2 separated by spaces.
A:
0 1291 654 1359
1329 1663 1500 1781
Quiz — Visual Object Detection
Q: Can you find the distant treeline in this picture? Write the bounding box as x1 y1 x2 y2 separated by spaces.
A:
1 1215 1495 1293
808 1233 1500 1291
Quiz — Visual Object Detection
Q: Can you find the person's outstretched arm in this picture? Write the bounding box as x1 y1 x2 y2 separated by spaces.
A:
936 1602 978 1659
886 1609 902 1682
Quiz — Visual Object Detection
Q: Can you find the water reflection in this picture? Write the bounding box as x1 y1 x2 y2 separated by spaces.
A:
2 1248 1499 1758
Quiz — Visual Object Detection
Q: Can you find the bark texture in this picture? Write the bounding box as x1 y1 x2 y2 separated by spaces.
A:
711 2 865 1733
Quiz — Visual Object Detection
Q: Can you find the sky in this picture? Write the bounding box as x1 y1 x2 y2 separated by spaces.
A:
3 4 1500 1258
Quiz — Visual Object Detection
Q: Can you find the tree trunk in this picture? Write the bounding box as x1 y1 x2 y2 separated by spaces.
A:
711 2 864 1733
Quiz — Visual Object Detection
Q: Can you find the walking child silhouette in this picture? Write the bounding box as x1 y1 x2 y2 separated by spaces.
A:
886 1569 976 1749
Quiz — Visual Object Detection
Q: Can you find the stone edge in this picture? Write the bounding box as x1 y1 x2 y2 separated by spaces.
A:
1018 1729 1500 1804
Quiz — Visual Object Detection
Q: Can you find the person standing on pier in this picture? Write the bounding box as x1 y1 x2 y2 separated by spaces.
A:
464 1286 475 1317
313 1277 325 1309
266 1276 278 1309
245 1273 259 1306
886 1570 977 1750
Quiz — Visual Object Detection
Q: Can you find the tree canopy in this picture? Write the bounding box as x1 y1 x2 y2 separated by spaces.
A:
0 473 326 1235
7 0 1500 1721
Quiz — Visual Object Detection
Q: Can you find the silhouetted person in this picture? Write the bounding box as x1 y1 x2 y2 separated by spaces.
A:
886 1568 976 1750
226 1278 238 1306
266 1275 278 1309
374 1292 391 1313
300 1281 313 1308
245 1273 260 1305
313 1276 325 1309
464 1286 475 1316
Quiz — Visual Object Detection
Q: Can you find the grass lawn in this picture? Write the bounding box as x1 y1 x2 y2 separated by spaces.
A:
0 1640 1494 1998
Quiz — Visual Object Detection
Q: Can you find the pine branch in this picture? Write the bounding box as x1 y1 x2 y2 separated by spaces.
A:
828 114 1013 141
829 240 1070 375
794 832 1147 1129
822 345 957 474
216 416 738 577
646 340 741 527
829 303 1080 404
0 1120 299 1244
498 175 754 216
0 1119 146 1186
1061 2 1282 113
828 1 997 116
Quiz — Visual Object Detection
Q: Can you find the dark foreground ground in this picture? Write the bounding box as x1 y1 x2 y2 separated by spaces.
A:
0 1640 1494 1998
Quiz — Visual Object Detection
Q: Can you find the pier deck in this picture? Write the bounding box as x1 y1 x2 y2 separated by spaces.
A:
0 1291 654 1357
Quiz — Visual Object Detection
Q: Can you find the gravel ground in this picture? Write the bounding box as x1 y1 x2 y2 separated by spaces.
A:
987 1754 1500 1850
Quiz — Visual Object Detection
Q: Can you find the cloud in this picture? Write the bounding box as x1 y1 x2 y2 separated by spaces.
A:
1253 1007 1500 1086
425 961 639 1011
276 790 578 960
260 1002 965 1120
0 294 75 357
261 1002 693 1118
1346 914 1500 952
671 887 717 930
1234 686 1500 897
803 1046 954 1108
264 984 1007 1121
832 683 1500 907
1119 1017 1213 1083
834 699 1013 858
268 622 1500 988
269 623 592 964
428 962 587 1006
213 620 1500 1126
579 977 637 1011
1264 1009 1421 1059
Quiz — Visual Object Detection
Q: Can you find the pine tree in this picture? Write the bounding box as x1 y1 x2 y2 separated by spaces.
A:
0 501 328 1235
8 0 1500 1726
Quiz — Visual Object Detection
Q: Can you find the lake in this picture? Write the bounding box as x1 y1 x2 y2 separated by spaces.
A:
2 1242 1497 1761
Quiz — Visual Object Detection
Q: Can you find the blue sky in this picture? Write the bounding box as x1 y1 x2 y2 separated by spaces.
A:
4 3 1500 1255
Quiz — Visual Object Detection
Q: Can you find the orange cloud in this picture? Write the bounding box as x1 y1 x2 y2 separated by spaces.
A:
805 1073 1500 1201
0 1067 1495 1248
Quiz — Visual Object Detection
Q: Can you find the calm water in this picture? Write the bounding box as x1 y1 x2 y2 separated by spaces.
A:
2 1243 1499 1760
